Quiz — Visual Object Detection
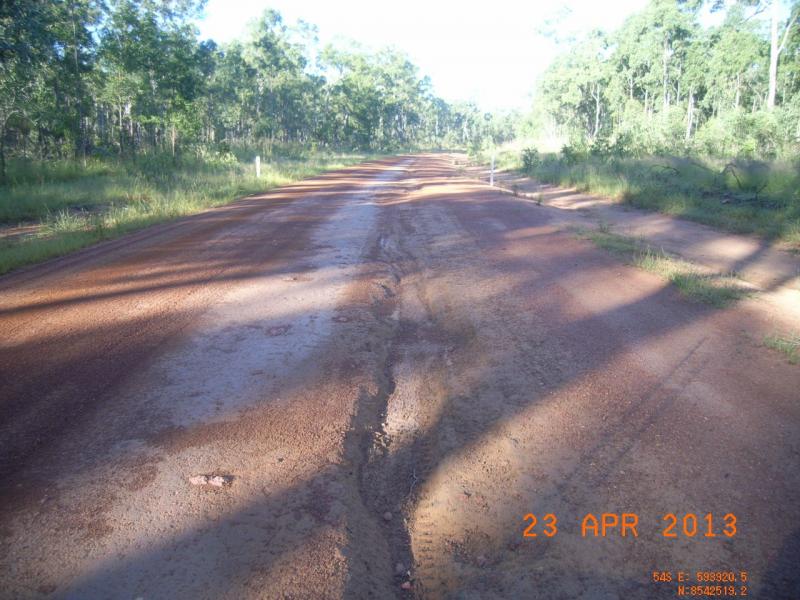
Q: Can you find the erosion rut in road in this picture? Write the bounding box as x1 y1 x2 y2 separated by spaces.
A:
1 155 799 599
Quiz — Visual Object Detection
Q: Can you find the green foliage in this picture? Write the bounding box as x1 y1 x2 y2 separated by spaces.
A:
528 0 800 160
521 147 540 171
560 143 586 166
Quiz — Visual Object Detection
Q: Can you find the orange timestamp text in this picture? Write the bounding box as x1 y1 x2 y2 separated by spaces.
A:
522 512 738 538
653 570 749 596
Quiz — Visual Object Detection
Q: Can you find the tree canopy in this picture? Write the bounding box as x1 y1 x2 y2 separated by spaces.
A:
529 0 800 158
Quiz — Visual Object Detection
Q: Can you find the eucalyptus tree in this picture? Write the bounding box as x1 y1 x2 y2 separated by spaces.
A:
537 30 611 140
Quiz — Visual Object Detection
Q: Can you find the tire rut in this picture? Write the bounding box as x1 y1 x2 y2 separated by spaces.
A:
356 198 472 599
341 176 421 597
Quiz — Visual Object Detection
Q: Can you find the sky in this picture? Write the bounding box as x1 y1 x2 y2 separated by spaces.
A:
196 0 652 112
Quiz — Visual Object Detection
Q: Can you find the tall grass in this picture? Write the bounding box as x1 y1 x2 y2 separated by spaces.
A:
0 149 371 274
523 154 800 249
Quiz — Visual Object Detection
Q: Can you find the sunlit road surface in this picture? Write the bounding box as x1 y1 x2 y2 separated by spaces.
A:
1 155 798 599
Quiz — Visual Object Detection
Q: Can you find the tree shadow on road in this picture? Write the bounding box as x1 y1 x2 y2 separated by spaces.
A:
2 155 798 599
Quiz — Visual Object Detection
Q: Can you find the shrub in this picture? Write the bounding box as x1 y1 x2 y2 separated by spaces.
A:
561 143 586 165
522 147 540 171
588 135 630 159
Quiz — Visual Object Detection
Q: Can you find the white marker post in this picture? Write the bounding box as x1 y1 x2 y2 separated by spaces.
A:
255 155 261 179
490 152 495 187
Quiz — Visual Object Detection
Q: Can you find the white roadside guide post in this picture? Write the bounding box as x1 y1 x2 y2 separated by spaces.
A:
255 155 261 178
490 152 495 187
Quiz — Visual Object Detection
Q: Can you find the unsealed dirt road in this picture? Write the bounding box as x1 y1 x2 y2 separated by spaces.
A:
1 155 799 599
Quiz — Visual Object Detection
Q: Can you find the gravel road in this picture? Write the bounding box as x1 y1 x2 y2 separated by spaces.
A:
1 155 798 599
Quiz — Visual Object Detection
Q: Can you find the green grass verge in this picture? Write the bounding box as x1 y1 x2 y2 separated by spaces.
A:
0 151 371 275
524 155 800 249
763 333 800 364
580 226 750 308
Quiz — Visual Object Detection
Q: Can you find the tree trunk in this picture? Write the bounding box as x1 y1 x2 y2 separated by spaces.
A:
769 0 780 109
593 84 601 139
71 9 86 167
118 104 124 156
662 37 670 112
768 0 797 109
0 132 6 185
685 89 694 141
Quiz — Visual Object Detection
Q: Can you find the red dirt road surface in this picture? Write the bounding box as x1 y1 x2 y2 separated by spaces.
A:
1 155 798 599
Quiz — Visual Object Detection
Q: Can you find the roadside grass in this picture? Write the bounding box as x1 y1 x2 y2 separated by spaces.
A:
0 150 370 274
472 143 525 172
524 155 800 250
579 226 750 308
763 333 800 364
